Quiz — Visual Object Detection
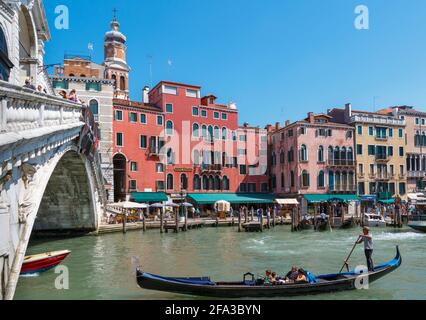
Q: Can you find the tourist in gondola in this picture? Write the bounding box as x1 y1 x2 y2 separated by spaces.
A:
357 226 374 271
284 266 299 282
295 268 308 283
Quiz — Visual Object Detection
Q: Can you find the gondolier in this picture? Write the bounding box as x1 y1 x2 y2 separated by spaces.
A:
357 226 374 271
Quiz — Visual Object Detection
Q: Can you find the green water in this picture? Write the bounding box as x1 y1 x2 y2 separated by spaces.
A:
14 226 426 300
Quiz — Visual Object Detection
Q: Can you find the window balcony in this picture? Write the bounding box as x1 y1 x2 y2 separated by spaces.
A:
375 136 388 141
201 164 223 172
329 185 357 193
327 159 356 167
407 171 426 178
375 155 390 162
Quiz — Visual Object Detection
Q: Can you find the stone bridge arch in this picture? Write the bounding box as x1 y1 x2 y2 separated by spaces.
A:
3 144 102 300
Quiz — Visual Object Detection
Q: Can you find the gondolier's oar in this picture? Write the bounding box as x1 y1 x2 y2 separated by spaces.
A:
339 236 361 273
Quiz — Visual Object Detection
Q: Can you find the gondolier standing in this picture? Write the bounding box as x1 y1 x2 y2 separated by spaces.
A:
357 226 374 271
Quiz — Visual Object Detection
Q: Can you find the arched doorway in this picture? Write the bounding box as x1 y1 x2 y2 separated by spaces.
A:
113 153 127 201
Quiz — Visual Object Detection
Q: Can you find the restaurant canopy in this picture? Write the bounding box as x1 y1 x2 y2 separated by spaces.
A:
187 193 275 205
109 201 149 209
131 192 168 203
275 199 299 205
304 194 360 203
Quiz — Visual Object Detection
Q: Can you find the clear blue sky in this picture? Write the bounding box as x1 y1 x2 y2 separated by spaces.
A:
44 0 426 126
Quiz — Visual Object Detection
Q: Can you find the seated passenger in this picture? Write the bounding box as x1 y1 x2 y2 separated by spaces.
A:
264 270 272 284
295 268 308 283
270 272 278 284
285 266 299 282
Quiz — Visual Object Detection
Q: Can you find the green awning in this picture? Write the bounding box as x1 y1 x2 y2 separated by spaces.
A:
379 199 395 204
187 193 275 205
131 192 168 203
304 194 360 203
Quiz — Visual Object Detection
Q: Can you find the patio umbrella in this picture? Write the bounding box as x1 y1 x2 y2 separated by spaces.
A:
109 201 149 209
165 201 179 208
181 202 193 207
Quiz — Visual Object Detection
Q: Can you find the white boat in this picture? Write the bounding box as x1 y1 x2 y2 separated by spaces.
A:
363 213 386 227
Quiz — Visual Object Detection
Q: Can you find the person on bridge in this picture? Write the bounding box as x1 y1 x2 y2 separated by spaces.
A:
357 226 374 271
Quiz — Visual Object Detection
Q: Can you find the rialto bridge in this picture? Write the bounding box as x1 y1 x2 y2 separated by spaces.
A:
0 80 106 299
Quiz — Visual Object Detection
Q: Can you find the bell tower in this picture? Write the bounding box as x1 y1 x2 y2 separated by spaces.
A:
104 10 130 100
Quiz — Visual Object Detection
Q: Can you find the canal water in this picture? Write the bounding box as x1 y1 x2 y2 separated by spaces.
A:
15 226 426 300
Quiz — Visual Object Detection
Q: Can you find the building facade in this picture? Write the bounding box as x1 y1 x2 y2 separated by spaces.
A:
329 104 407 200
267 113 356 214
112 81 269 201
378 106 426 193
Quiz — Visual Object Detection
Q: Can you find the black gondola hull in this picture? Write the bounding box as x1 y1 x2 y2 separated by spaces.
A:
136 246 401 298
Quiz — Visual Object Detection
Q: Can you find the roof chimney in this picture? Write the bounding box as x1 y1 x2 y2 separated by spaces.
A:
345 103 352 117
275 122 280 130
308 112 315 124
285 120 290 126
143 86 150 103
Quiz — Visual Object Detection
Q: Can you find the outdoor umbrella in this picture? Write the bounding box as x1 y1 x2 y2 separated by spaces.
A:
110 201 149 209
181 202 193 207
150 203 165 208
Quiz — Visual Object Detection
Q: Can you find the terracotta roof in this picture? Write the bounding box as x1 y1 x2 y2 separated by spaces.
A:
113 99 162 112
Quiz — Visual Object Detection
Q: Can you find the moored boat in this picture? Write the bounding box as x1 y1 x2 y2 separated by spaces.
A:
408 215 426 233
136 246 401 298
20 250 71 275
363 213 386 227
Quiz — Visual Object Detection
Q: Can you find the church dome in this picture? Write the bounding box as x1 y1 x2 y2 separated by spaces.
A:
104 18 126 43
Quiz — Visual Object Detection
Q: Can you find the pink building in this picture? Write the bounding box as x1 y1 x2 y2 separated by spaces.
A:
268 113 356 214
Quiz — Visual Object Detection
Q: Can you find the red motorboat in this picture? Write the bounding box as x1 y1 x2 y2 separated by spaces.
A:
20 250 71 275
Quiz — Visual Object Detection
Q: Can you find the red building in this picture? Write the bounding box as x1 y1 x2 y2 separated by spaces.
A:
112 80 269 202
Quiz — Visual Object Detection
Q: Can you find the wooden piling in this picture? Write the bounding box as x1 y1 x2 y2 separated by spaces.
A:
238 211 242 232
184 207 188 231
142 215 146 232
159 208 164 234
175 208 179 233
260 213 264 232
122 211 127 234
272 208 276 227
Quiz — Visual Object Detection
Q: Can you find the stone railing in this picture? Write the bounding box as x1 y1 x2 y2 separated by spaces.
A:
350 114 405 127
0 80 83 134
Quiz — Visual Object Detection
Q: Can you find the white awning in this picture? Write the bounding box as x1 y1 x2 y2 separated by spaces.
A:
108 201 149 209
275 199 299 205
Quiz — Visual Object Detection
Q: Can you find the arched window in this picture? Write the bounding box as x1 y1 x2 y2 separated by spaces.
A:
329 170 334 191
208 125 213 141
111 74 117 89
192 123 199 137
334 147 340 160
222 127 227 140
180 174 188 190
208 175 215 190
202 125 207 139
167 174 174 190
288 147 294 162
80 74 86 78
120 76 126 90
290 171 295 187
281 172 285 188
318 146 324 162
214 126 220 140
166 121 173 135
214 151 221 165
280 149 285 164
193 149 200 166
328 146 334 161
318 171 325 188
222 176 230 190
193 175 201 190
202 175 208 190
89 99 99 115
0 27 12 81
335 171 341 191
347 147 353 162
300 145 308 161
214 176 221 190
348 171 354 190
301 170 310 187
342 171 348 190
340 147 347 162
222 152 227 166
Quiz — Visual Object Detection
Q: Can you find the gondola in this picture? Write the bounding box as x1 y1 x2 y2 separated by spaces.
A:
314 217 328 231
136 246 401 298
340 217 356 229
